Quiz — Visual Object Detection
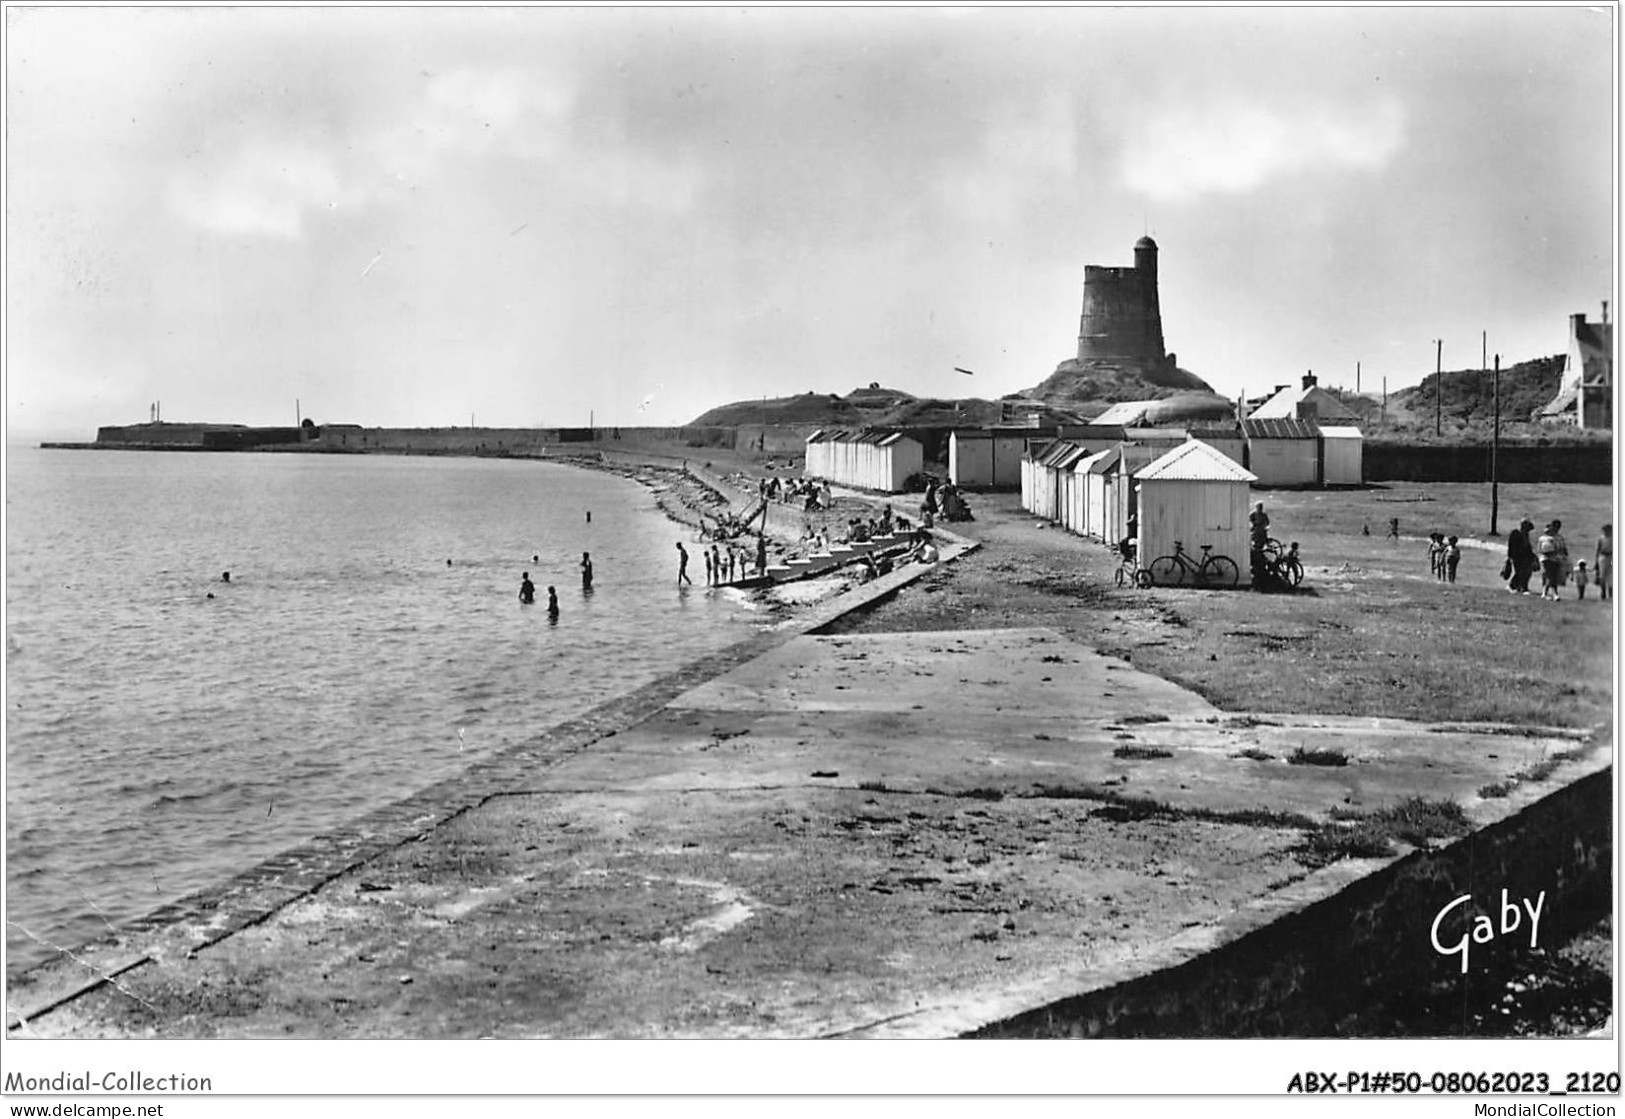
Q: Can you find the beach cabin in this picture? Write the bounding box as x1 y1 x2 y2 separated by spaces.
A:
1103 442 1166 548
949 427 1043 489
1319 426 1365 486
1081 449 1118 540
1134 440 1259 585
1037 441 1089 522
876 432 923 491
803 430 829 479
1242 418 1321 487
1020 441 1047 514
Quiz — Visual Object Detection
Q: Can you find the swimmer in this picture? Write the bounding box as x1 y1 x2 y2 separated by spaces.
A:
581 551 593 589
221 571 231 583
547 586 560 618
519 572 536 605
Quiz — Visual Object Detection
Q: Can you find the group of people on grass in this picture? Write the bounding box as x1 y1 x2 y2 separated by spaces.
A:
1503 519 1611 602
1427 533 1463 584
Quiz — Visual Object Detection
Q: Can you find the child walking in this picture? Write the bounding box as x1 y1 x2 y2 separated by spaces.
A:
1574 559 1590 600
1445 535 1461 584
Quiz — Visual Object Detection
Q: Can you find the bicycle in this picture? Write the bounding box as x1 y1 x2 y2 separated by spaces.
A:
1114 551 1153 588
1144 540 1240 588
1260 542 1305 588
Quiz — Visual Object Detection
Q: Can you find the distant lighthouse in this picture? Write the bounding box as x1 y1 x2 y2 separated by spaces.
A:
1076 236 1169 367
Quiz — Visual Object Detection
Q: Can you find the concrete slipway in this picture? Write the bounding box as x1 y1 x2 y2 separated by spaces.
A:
5 534 1612 1039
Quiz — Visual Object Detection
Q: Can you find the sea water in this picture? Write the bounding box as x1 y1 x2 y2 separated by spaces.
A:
5 447 765 978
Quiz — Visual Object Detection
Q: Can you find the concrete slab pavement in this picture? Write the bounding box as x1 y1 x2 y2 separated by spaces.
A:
9 626 1607 1039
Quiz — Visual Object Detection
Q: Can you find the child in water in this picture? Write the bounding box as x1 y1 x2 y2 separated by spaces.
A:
519 572 536 605
547 586 560 618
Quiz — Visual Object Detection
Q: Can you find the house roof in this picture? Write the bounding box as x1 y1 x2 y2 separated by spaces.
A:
1090 401 1155 426
1318 425 1364 439
1247 384 1359 422
1081 447 1122 474
1038 442 1091 471
1136 439 1258 483
1187 425 1243 441
1243 418 1321 439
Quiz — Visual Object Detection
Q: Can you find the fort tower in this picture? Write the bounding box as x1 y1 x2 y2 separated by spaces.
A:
1076 236 1169 367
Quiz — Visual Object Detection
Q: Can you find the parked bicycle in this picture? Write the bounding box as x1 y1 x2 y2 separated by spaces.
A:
1114 547 1153 588
1259 541 1305 588
1144 541 1240 588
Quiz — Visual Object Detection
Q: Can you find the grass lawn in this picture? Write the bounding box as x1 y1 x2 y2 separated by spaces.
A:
830 482 1615 731
1138 482 1618 728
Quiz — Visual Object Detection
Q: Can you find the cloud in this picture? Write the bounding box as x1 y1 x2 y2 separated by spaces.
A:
1119 95 1406 202
413 66 576 158
169 141 364 238
935 93 1078 224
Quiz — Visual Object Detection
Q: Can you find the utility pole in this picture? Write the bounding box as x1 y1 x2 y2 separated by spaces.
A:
1356 361 1361 397
1381 377 1387 426
1490 354 1501 536
1433 339 1443 436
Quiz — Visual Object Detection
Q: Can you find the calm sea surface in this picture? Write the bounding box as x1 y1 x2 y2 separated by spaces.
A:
5 447 768 978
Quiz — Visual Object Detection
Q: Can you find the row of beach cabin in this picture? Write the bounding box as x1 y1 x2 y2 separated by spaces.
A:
803 429 924 492
801 418 1360 497
1021 436 1260 581
954 419 1361 489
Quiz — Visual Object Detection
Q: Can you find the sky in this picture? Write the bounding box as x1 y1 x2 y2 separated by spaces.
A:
4 4 1616 438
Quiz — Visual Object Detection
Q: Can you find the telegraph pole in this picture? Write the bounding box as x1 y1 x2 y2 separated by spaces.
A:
1356 361 1361 396
1433 339 1443 436
1490 354 1501 536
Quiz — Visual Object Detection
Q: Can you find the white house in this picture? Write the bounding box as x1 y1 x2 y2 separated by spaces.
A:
1248 373 1360 423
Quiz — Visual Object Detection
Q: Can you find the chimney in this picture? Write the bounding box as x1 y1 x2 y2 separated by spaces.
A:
1302 370 1317 390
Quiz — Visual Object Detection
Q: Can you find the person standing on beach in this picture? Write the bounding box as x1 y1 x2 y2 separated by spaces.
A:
519 572 536 605
1595 524 1612 601
755 534 768 576
703 547 714 586
580 552 593 590
677 542 693 585
711 545 723 585
1445 536 1461 584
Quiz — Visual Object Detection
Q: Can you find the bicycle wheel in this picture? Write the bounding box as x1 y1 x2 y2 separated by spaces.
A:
1261 537 1284 559
1114 564 1127 587
1284 558 1304 587
1146 555 1184 587
1135 568 1155 589
1199 555 1240 588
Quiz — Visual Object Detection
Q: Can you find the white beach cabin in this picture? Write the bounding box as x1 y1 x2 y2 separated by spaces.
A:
1134 439 1259 585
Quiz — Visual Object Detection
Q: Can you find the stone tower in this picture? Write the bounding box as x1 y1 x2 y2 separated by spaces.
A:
1076 236 1169 367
